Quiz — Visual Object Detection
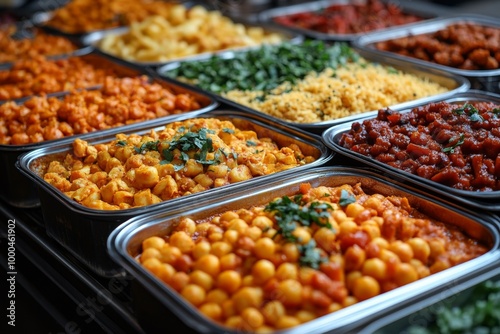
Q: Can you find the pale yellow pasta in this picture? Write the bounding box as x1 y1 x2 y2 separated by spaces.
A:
98 4 285 62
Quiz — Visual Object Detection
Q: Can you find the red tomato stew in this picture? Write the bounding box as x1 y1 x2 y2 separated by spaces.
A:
273 0 424 35
339 101 500 191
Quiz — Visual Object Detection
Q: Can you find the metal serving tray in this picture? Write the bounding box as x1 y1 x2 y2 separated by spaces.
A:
158 47 470 134
322 90 500 211
358 266 500 334
16 110 331 277
353 14 500 93
107 166 500 334
258 0 448 42
81 21 303 68
1 57 218 208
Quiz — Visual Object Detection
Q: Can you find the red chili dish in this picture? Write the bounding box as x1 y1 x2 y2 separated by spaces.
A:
273 0 424 35
339 101 500 192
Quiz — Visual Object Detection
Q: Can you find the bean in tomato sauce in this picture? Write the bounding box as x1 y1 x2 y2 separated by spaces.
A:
340 101 500 191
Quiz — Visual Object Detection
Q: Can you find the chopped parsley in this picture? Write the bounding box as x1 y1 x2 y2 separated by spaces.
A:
339 189 356 206
442 133 465 153
264 195 333 268
452 103 483 122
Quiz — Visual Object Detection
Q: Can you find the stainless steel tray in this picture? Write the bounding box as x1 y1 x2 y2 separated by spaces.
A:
158 46 470 134
322 90 500 210
81 20 303 67
108 166 500 334
16 110 332 276
1 55 218 208
353 14 500 93
258 0 448 42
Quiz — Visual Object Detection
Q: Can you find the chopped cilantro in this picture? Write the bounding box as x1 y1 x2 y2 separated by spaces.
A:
339 189 356 206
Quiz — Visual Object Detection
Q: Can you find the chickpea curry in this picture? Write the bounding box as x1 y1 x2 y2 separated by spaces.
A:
139 182 488 332
41 118 317 210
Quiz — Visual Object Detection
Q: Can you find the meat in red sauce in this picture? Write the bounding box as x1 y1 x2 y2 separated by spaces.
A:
340 101 500 191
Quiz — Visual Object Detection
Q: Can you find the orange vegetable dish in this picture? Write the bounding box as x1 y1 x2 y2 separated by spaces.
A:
0 56 121 101
139 182 487 332
0 76 202 145
42 118 316 210
0 27 77 63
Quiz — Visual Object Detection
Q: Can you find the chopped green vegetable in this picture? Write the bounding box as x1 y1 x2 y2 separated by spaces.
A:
164 40 359 94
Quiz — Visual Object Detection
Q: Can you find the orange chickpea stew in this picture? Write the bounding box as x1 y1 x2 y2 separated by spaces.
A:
0 76 204 145
138 182 488 332
41 118 317 210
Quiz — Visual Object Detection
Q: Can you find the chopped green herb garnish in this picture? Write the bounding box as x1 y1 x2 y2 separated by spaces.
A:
339 189 356 206
116 140 127 147
134 140 160 154
246 140 257 146
222 128 235 134
298 240 328 269
452 102 482 121
442 133 465 153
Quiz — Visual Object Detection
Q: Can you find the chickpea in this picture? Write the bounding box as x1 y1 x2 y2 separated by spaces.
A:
344 244 366 271
281 243 300 262
275 263 298 281
252 259 275 284
242 274 254 287
220 211 240 224
429 259 451 274
407 238 431 263
232 287 264 313
192 241 211 260
352 276 380 301
176 218 196 235
295 310 315 323
277 279 303 307
189 270 214 291
275 316 300 329
338 220 358 238
314 227 336 252
241 307 264 329
261 301 285 325
362 258 387 281
228 164 252 183
254 238 275 259
409 259 431 278
221 300 236 319
181 284 206 306
342 296 358 308
194 254 220 277
345 202 364 218
220 253 242 271
199 302 222 321
169 231 194 254
246 226 263 241
251 216 273 230
292 226 311 245
228 218 249 234
223 230 239 245
206 288 229 304
217 270 242 294
170 271 190 292
393 262 419 286
225 315 243 329
140 247 161 262
389 241 414 263
211 241 233 258
142 236 165 250
141 257 163 274
160 245 182 265
327 302 342 313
